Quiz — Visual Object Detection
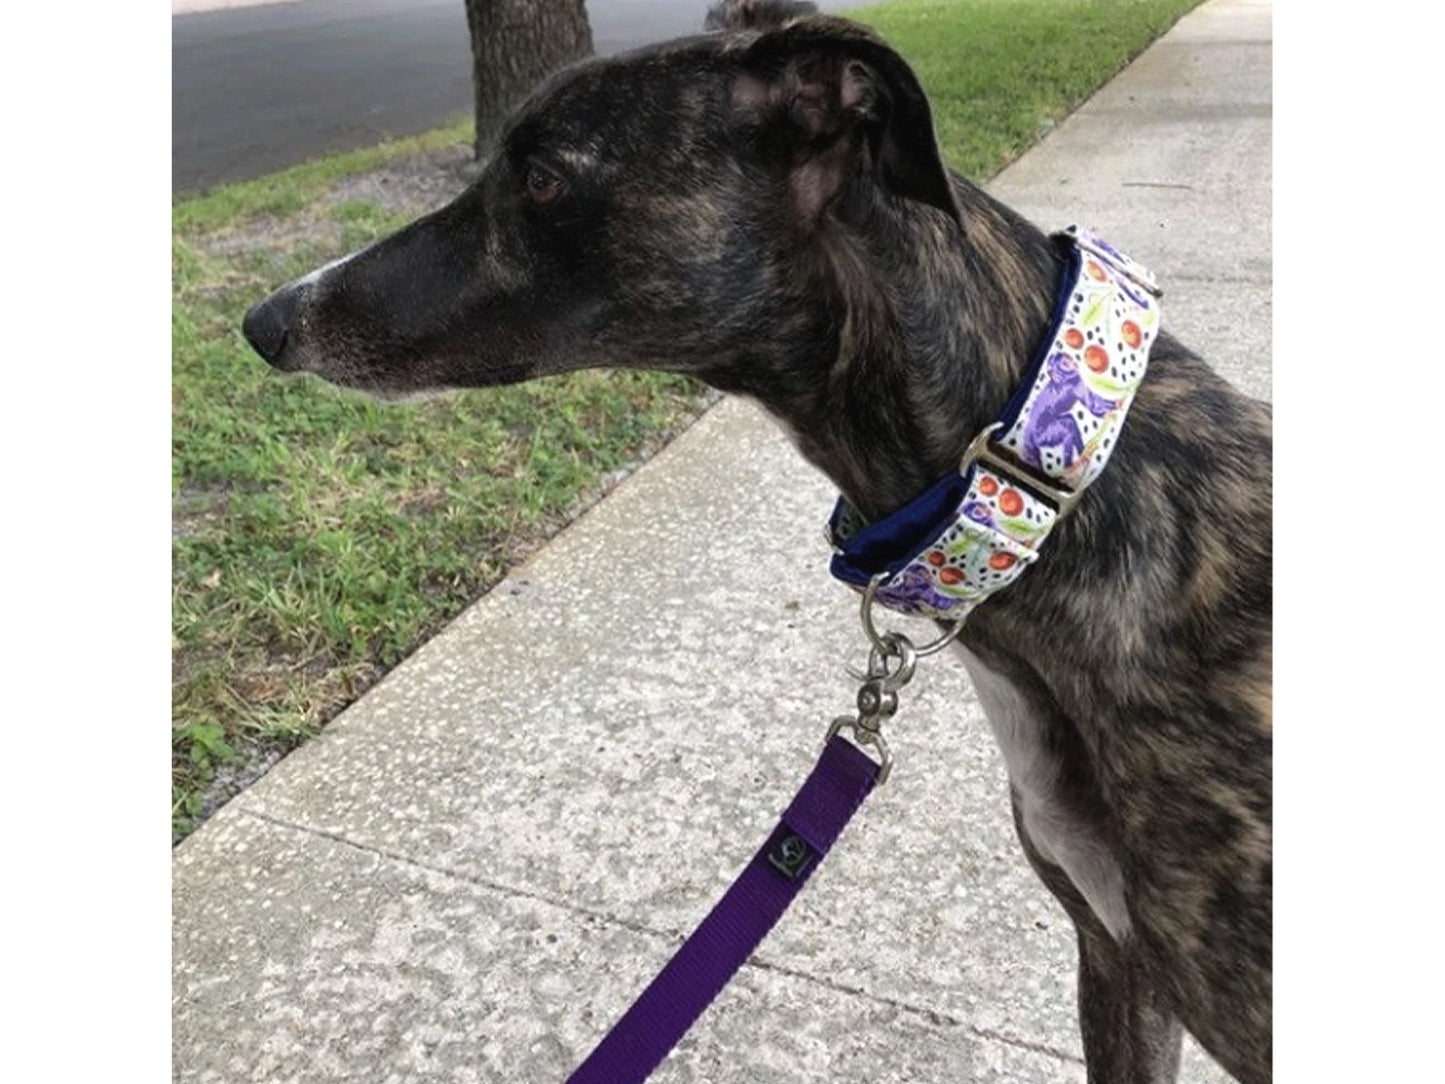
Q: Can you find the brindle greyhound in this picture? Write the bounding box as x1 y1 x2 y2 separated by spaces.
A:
241 4 1271 1080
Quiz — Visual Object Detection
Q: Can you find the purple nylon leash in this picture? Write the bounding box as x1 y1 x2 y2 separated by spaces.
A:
564 735 880 1084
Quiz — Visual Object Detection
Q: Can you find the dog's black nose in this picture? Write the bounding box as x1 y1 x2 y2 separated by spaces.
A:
242 288 299 368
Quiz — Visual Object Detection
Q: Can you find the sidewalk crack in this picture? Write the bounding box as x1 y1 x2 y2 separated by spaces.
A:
1163 272 1271 286
741 956 1085 1066
236 806 685 941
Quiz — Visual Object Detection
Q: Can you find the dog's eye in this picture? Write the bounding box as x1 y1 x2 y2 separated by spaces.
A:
523 164 564 205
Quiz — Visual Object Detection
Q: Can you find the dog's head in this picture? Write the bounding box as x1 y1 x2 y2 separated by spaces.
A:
242 9 960 398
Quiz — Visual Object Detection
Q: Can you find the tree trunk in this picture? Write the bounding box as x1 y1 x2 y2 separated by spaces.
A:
463 0 594 160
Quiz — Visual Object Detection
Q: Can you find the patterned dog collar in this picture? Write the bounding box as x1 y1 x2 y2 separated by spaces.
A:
828 227 1162 621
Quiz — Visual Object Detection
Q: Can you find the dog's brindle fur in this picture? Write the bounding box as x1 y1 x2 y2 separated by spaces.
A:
243 6 1271 1080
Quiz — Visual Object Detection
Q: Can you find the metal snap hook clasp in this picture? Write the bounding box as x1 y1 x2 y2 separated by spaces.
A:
826 630 919 787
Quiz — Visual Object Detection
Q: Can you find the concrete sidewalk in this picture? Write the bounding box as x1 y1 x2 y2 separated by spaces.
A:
173 2 1271 1081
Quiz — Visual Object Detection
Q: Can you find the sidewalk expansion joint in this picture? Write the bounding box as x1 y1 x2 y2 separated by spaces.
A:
741 956 1085 1067
1164 271 1271 286
236 806 671 941
237 806 1084 1066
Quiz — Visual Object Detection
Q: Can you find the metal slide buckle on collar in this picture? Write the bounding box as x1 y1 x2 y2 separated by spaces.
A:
960 420 1084 517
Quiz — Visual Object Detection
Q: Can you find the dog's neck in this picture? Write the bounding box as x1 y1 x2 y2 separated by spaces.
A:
719 182 1063 523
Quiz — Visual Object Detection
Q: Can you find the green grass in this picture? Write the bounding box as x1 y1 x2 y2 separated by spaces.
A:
854 0 1204 181
172 0 1202 841
173 117 473 232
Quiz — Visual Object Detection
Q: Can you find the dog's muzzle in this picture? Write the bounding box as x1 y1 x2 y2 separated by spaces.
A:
242 284 306 371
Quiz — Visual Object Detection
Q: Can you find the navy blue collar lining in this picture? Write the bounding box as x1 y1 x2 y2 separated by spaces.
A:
996 241 1081 433
827 472 973 588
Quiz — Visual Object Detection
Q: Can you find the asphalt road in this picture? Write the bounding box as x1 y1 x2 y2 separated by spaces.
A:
173 0 855 194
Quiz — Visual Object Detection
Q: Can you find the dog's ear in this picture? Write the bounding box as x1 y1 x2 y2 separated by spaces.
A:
705 0 818 32
733 18 961 227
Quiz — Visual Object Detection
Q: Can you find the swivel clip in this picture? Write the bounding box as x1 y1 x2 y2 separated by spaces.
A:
825 632 918 785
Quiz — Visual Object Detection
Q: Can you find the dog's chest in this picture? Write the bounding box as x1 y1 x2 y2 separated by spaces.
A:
956 645 1132 941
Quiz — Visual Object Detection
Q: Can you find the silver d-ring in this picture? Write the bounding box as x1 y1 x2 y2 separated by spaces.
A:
860 573 968 658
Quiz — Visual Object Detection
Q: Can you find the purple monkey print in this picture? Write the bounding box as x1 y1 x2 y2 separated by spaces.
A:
961 501 996 530
878 563 964 615
1019 352 1118 471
